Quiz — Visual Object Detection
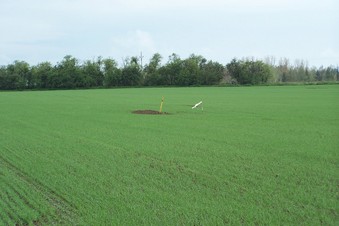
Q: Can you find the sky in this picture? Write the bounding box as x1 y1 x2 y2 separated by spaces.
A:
0 0 338 67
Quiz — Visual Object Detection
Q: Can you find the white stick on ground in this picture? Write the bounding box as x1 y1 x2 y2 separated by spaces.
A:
192 101 203 110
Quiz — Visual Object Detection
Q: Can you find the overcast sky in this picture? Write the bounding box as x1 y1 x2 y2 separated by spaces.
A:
0 0 338 67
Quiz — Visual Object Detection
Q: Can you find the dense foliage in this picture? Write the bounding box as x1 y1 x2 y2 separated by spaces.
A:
0 54 337 90
226 59 271 85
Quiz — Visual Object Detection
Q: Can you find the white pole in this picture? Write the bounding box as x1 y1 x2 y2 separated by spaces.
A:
192 101 203 109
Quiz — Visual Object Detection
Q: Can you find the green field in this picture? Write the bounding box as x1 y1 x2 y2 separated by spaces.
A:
0 85 338 225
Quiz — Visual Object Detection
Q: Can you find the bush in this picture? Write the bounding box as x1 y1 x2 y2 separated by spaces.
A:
226 59 272 85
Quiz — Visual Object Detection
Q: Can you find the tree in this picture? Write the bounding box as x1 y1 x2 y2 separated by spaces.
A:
316 69 322 81
247 60 271 84
31 62 54 88
226 59 242 83
324 66 336 81
121 57 142 86
82 57 104 87
199 60 224 85
144 53 162 86
1 54 336 90
5 61 32 89
54 55 82 88
277 58 290 82
159 53 183 86
178 54 203 86
0 66 9 89
226 59 271 85
81 59 102 88
103 59 121 87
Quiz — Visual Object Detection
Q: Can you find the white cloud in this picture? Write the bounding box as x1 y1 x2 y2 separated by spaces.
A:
320 49 339 64
135 30 157 53
5 0 331 14
0 54 11 65
78 0 337 12
110 30 156 58
0 0 338 66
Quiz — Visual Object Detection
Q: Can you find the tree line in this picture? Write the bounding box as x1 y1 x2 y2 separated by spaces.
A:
0 54 337 90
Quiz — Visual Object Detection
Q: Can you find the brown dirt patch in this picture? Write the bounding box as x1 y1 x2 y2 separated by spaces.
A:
132 110 169 115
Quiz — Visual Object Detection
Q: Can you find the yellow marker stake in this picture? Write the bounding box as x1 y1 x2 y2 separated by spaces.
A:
159 96 164 113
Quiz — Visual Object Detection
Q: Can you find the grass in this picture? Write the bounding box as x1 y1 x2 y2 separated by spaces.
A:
0 85 338 225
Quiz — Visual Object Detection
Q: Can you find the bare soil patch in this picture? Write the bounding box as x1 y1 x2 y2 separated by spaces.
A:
132 110 169 115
